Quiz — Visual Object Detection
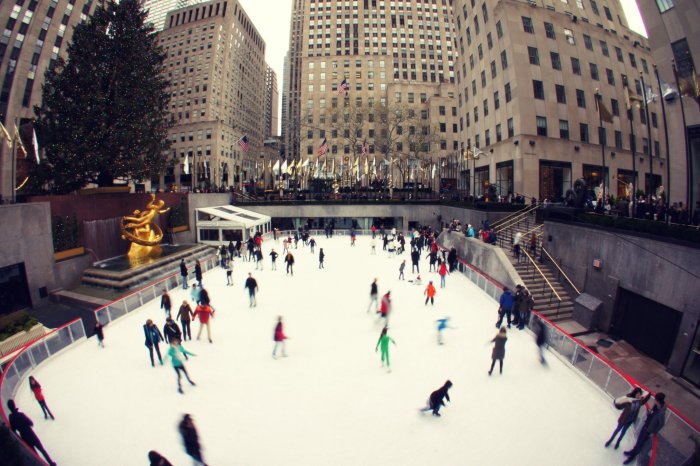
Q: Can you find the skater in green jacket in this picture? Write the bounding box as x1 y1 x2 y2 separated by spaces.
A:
375 326 396 371
165 339 196 394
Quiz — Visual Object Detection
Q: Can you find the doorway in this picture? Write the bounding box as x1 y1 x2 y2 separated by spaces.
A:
0 263 32 315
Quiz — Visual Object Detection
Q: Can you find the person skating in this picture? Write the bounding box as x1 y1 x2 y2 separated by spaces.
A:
309 237 316 253
166 338 196 394
375 326 396 372
160 291 172 319
194 260 203 287
424 281 436 306
179 414 207 466
495 288 514 329
7 400 56 466
179 259 188 289
190 283 201 305
517 288 534 330
435 317 454 345
193 302 214 343
350 229 357 246
255 248 264 270
511 285 525 327
94 320 105 348
371 236 377 255
488 327 508 375
427 250 437 272
198 287 210 306
144 319 164 366
225 260 233 285
438 261 449 288
272 316 288 359
285 251 295 275
28 376 54 420
177 300 194 341
623 393 667 464
533 318 548 364
318 248 325 269
244 273 259 307
420 380 453 417
270 248 279 270
227 240 235 261
398 260 406 280
148 450 174 466
606 388 651 450
368 278 379 313
411 248 420 273
163 317 183 347
379 291 391 322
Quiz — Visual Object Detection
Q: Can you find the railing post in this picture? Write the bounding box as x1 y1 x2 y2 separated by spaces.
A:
603 368 613 393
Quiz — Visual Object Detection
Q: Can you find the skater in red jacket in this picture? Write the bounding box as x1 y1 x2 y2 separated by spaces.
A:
28 377 54 420
379 291 392 322
272 316 288 358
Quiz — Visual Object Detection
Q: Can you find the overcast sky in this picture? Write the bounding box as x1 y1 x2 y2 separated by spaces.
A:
238 0 648 135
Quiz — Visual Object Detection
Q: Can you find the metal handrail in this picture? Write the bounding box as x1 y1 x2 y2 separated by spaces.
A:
494 204 540 233
521 248 562 302
541 247 581 295
490 203 536 229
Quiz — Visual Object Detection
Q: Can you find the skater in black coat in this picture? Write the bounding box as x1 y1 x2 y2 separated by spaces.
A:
144 319 164 366
148 450 174 466
420 380 453 417
411 249 420 273
319 248 325 269
179 259 188 289
194 260 203 287
179 414 206 465
163 318 183 345
488 327 508 375
7 399 56 466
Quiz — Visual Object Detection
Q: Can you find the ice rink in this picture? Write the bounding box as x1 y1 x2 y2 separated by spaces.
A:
14 234 633 466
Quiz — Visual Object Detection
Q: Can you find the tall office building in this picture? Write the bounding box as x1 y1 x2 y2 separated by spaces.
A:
0 0 99 200
453 0 666 201
142 0 191 31
284 0 459 187
264 64 279 137
636 0 699 212
158 0 266 190
281 52 289 143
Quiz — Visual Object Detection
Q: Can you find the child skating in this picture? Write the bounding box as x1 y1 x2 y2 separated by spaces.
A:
165 338 196 394
420 380 453 417
375 326 396 372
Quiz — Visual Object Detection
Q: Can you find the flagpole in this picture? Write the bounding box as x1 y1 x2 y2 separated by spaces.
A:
595 91 607 205
672 60 692 218
624 76 638 217
654 65 672 222
640 72 654 198
11 118 17 203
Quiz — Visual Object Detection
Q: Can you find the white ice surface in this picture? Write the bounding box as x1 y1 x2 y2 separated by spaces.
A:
15 235 632 466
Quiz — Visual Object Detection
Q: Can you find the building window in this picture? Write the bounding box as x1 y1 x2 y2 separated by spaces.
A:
571 57 581 75
501 50 508 69
615 46 624 63
604 5 613 20
590 63 599 80
494 90 500 109
496 20 503 38
559 120 570 139
496 124 502 142
580 123 589 143
651 112 658 128
522 16 534 34
591 0 600 15
599 126 607 146
611 99 619 116
629 53 637 68
482 3 489 22
555 84 566 104
615 130 623 149
600 41 609 57
606 68 615 85
544 22 555 39
483 99 489 116
672 39 695 78
505 83 512 102
528 46 539 65
576 89 586 108
536 116 547 136
564 28 575 45
491 60 497 78
485 129 491 146
533 80 545 99
508 118 514 138
655 0 674 12
551 52 561 70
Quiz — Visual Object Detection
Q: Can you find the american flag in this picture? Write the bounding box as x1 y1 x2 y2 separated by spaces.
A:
361 139 367 158
337 79 349 95
238 135 250 152
317 138 329 156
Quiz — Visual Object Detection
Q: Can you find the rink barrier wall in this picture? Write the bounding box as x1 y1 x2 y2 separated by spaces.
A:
435 238 699 466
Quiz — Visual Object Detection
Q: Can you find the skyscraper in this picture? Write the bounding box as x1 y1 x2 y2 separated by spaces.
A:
142 0 191 31
264 64 279 137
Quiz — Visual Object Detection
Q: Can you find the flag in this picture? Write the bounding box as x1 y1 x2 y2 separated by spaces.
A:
595 93 613 123
678 69 700 107
363 156 369 176
281 159 288 174
272 160 280 175
431 163 437 179
302 157 310 168
623 83 642 110
184 153 190 175
0 122 11 149
331 158 335 176
661 81 678 101
287 159 296 175
643 85 657 105
317 138 328 156
337 79 349 95
372 156 377 176
32 128 40 163
14 125 26 158
238 135 250 152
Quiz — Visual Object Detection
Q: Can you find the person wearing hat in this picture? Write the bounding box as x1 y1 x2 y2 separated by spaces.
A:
7 399 56 466
623 393 667 464
420 380 453 417
606 387 651 450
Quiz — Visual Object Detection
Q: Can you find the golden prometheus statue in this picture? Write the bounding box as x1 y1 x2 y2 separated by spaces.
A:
121 194 170 260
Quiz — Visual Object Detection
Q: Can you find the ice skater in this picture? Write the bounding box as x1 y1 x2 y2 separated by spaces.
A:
94 320 105 348
193 302 214 343
190 283 201 304
225 260 233 286
28 377 54 420
194 260 203 287
424 281 436 306
285 251 295 276
180 259 188 289
419 380 452 417
371 236 377 254
367 278 379 313
161 291 172 319
245 273 258 307
379 291 391 323
533 318 548 364
179 414 207 466
177 300 194 341
144 319 164 366
270 248 278 270
148 450 174 466
318 248 325 269
7 400 56 466
375 326 396 372
255 248 264 270
166 338 196 394
495 288 514 329
623 393 667 464
488 327 508 376
398 260 406 280
411 248 420 273
163 317 183 346
605 388 650 450
309 237 316 253
438 261 449 288
272 316 288 359
435 317 454 345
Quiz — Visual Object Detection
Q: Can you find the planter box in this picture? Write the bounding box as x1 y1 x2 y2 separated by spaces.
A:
0 324 45 359
54 246 85 262
168 225 189 233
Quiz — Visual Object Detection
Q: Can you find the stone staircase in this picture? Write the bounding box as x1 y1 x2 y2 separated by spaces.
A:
493 208 576 322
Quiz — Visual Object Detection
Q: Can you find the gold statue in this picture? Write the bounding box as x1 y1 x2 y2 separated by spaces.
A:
121 194 170 260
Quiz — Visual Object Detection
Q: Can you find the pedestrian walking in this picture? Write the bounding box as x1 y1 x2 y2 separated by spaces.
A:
94 320 105 348
163 317 183 345
488 327 508 376
513 231 522 260
318 248 325 269
623 393 667 464
244 273 258 307
177 300 194 341
606 388 651 450
179 414 206 466
194 260 203 287
529 232 538 255
161 291 172 319
438 262 449 288
375 326 396 372
225 260 233 286
285 251 295 276
398 260 406 280
180 259 188 289
144 319 164 366
424 281 436 306
272 316 288 359
28 377 54 420
193 303 214 343
7 400 56 466
270 248 278 270
419 380 453 417
166 338 196 394
368 278 379 313
495 288 514 329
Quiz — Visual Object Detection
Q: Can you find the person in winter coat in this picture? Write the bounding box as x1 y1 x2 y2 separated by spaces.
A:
28 376 54 420
193 303 214 343
488 327 508 376
7 400 56 466
467 224 475 237
447 248 458 272
495 288 514 328
148 450 174 466
624 393 667 464
318 248 325 269
225 260 233 286
420 380 453 417
160 291 172 319
379 291 391 321
270 248 279 270
94 320 105 348
438 262 449 288
606 388 651 449
166 338 196 394
375 326 396 371
179 414 206 466
427 250 438 272
194 260 203 287
309 237 316 253
190 283 201 304
368 278 379 313
144 319 164 366
513 231 523 260
512 285 525 327
198 288 210 306
255 248 264 270
517 289 534 330
533 318 548 364
398 260 406 280
435 317 453 345
529 232 538 255
163 317 183 345
285 252 295 276
180 259 188 289
177 300 194 341
424 281 437 306
272 316 288 358
228 240 235 260
411 249 420 273
244 273 258 307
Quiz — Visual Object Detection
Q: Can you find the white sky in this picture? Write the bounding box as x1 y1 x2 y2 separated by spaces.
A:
238 0 648 135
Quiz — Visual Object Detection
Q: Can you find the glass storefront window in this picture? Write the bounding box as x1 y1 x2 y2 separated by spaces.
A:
616 169 637 198
475 166 489 197
539 161 571 202
682 322 700 387
496 161 513 199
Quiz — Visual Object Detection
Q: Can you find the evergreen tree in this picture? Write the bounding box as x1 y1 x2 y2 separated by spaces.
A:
32 0 171 193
